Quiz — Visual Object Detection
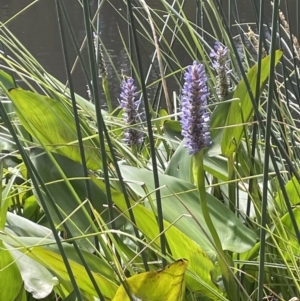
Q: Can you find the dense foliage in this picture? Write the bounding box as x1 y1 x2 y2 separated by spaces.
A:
0 0 299 300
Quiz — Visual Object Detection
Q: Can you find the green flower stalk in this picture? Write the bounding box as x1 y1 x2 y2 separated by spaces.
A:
210 42 231 100
180 61 237 300
119 77 143 147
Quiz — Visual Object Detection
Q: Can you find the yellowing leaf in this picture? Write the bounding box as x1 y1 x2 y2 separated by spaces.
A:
92 178 224 300
112 259 188 301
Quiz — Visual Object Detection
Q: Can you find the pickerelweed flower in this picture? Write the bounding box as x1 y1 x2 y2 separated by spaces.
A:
119 77 144 146
180 61 212 155
93 32 107 78
210 41 231 100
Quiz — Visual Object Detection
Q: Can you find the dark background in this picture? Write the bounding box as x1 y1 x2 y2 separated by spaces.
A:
0 0 298 103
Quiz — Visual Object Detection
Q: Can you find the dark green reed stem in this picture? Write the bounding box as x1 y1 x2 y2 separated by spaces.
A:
127 4 134 78
58 1 93 94
227 154 236 214
55 0 98 249
143 0 183 110
81 0 116 231
80 7 135 298
0 84 84 301
82 5 132 300
250 0 270 53
212 0 300 242
247 0 264 223
257 1 278 300
194 0 204 59
126 0 167 266
227 0 231 33
54 9 124 295
102 124 150 271
79 8 139 301
94 3 113 112
232 0 254 67
282 0 300 107
297 0 299 38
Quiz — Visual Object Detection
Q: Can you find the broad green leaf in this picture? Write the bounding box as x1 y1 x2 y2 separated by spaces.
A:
276 175 300 212
163 120 183 150
0 241 23 301
112 259 188 301
92 178 224 299
120 165 257 258
203 156 228 182
23 195 40 220
8 248 57 299
208 93 234 157
64 290 77 301
30 149 124 250
6 211 55 239
221 50 283 156
275 208 300 261
166 142 229 182
8 88 102 170
158 108 169 123
2 232 115 285
0 236 118 300
28 246 117 299
0 70 15 90
0 162 17 229
14 285 27 301
210 97 232 140
165 141 191 182
44 73 101 118
41 241 116 282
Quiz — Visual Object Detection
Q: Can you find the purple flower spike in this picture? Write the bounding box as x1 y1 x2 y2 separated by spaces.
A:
120 77 144 146
180 61 212 155
210 41 231 99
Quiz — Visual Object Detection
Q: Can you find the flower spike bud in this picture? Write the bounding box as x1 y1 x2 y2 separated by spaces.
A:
93 32 107 78
119 77 144 146
210 41 231 100
180 61 212 155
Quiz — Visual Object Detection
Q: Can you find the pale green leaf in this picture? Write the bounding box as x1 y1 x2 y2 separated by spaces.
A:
221 50 283 156
120 165 257 257
8 248 57 299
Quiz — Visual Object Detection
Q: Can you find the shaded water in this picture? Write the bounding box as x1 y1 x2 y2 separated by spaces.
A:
0 1 298 105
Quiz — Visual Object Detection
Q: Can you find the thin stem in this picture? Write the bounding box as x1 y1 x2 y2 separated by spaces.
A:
257 1 279 300
126 0 167 266
192 151 238 301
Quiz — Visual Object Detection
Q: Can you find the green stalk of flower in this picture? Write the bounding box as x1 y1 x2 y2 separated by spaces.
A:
180 61 238 301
